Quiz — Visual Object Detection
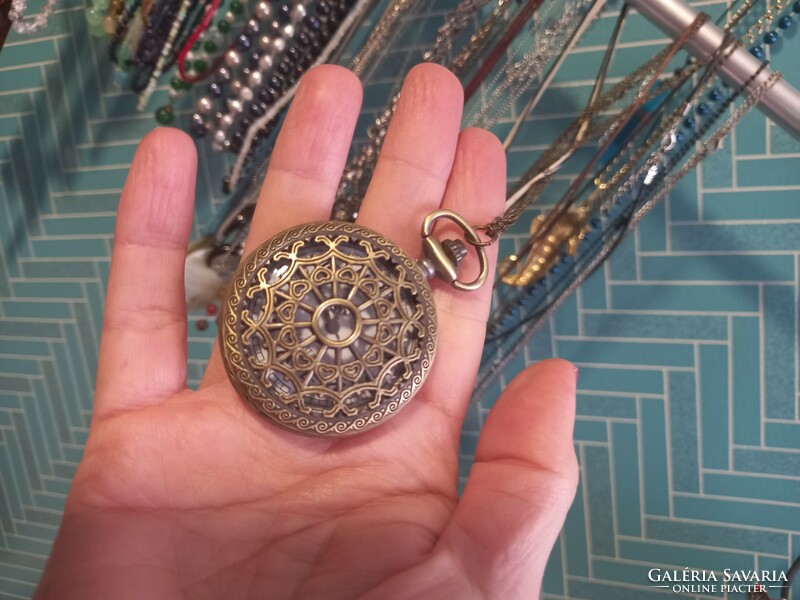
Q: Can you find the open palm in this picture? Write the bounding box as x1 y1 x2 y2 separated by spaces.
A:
36 65 578 600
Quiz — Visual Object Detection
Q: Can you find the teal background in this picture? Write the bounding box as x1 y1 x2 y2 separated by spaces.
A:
1 0 799 598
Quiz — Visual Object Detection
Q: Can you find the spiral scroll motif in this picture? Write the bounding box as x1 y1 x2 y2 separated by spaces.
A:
220 221 438 436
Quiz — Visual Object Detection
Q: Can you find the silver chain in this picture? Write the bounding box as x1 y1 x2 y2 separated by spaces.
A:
474 68 781 402
465 0 594 127
350 0 420 77
332 0 503 220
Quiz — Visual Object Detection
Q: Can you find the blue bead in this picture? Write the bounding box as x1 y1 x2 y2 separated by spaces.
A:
697 103 710 116
794 0 800 13
676 131 686 143
551 266 562 274
750 45 765 59
684 116 696 129
207 82 222 97
763 30 779 44
778 15 793 29
708 88 722 102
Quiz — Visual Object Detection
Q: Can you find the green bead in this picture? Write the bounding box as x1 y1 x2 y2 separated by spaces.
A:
84 6 102 25
203 40 218 53
155 106 174 125
230 0 243 14
170 77 183 91
217 19 231 33
194 59 208 73
193 41 201 51
85 6 105 36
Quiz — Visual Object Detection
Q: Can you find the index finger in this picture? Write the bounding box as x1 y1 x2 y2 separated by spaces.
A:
201 65 362 389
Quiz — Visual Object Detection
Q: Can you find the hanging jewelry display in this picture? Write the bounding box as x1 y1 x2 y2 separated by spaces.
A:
183 0 799 417
328 0 598 222
182 0 414 309
474 0 793 399
475 66 781 401
216 9 723 436
229 0 465 192
103 0 373 175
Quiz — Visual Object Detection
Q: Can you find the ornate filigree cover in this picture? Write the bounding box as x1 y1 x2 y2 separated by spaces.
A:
220 221 437 436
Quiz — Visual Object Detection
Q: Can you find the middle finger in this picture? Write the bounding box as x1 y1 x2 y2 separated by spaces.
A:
356 64 464 256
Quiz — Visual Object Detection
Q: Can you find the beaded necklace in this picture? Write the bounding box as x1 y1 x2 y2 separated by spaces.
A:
226 0 375 185
136 0 196 109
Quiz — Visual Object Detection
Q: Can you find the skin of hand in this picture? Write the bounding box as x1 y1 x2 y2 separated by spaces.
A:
35 64 578 600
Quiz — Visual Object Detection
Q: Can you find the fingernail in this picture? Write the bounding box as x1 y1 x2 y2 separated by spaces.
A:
573 366 579 384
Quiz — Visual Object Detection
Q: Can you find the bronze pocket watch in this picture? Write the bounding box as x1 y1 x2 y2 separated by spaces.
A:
219 211 488 436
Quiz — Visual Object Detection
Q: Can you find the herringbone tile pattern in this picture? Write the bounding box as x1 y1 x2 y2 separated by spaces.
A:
0 1 799 598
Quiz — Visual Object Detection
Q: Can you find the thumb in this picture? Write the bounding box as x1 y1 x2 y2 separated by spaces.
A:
441 359 579 598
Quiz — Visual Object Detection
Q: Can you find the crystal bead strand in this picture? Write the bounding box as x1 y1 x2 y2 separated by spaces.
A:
9 0 61 34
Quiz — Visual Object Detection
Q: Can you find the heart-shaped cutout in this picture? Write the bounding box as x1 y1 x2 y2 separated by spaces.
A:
311 267 333 283
341 361 363 381
276 301 297 323
377 323 395 344
375 298 394 319
360 280 380 297
316 362 338 383
290 280 312 300
278 326 298 347
363 346 383 367
337 267 357 284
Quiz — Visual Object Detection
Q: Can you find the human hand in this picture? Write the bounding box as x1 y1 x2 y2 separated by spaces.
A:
35 64 578 600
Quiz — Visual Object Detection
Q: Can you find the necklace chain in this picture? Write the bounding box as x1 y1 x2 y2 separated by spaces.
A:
464 0 594 128
475 65 780 400
332 0 512 221
482 13 708 245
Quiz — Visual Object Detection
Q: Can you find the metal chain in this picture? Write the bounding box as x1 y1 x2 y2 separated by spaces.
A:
480 14 708 242
743 0 790 42
465 0 595 127
584 34 742 216
423 0 492 64
332 0 511 220
628 70 782 229
475 67 779 402
350 0 419 77
447 0 514 77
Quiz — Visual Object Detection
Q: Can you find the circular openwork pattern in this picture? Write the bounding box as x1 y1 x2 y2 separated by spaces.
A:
220 221 438 436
